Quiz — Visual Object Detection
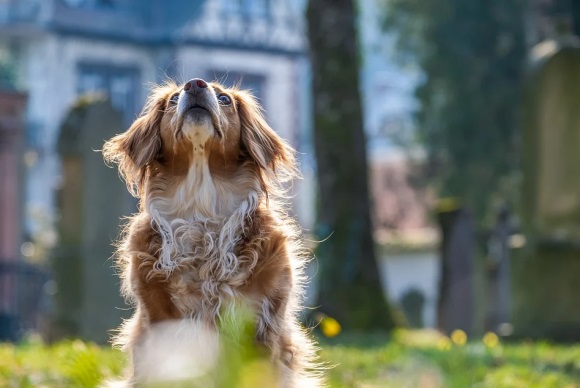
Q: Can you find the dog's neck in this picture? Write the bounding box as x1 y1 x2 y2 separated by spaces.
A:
150 155 259 219
146 154 261 272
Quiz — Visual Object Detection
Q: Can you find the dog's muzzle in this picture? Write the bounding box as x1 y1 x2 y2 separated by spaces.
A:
177 78 222 138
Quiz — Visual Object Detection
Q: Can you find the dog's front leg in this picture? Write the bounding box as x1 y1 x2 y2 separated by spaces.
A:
257 294 296 386
255 267 293 360
255 265 321 387
124 254 182 384
245 234 320 387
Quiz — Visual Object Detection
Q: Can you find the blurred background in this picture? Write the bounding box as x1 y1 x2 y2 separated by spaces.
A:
1 0 580 385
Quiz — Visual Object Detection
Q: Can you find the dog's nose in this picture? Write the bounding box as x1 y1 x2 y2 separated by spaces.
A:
184 78 208 93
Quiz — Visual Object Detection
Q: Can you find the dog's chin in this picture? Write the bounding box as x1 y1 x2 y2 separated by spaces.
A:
184 106 212 124
181 115 216 147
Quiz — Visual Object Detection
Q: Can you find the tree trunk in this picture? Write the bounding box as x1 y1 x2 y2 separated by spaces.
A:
306 0 395 331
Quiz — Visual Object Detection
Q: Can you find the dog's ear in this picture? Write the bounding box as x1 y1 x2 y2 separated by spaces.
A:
237 91 296 181
103 95 165 196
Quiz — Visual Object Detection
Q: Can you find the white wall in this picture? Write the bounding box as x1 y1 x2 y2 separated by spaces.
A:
379 251 440 328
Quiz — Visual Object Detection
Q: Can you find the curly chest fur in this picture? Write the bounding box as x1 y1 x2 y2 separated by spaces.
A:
135 211 271 322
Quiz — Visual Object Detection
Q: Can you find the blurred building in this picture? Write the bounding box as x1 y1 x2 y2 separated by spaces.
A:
0 0 309 241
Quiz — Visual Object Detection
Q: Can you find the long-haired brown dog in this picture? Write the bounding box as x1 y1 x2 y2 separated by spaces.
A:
102 78 321 387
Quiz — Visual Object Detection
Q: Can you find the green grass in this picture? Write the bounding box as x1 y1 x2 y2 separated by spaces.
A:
0 337 124 387
1 330 579 387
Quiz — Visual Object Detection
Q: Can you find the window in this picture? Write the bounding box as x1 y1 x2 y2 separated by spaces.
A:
222 0 242 16
77 64 140 125
247 0 270 18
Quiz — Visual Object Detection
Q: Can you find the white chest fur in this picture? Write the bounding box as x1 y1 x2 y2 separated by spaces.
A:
147 155 260 319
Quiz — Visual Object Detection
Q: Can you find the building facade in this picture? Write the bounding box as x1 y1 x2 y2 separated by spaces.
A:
0 0 310 246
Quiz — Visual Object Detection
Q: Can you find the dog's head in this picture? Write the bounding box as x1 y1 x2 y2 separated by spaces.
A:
103 78 296 197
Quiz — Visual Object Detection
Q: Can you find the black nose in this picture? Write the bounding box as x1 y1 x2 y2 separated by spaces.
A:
184 78 208 94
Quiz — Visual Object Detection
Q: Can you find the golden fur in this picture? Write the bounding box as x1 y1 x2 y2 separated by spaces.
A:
102 80 321 387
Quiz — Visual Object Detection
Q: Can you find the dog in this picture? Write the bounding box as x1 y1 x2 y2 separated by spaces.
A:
102 78 321 387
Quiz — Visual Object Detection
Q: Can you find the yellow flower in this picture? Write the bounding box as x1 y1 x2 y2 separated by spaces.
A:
483 332 499 349
437 336 452 351
320 316 341 338
450 329 467 346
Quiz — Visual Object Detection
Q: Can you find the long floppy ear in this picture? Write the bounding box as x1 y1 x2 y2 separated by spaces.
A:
237 91 297 183
102 95 165 196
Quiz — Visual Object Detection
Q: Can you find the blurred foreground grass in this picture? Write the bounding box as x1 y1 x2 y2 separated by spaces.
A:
1 330 579 387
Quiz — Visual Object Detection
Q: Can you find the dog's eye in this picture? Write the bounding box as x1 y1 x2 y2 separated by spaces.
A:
169 93 180 105
217 94 232 106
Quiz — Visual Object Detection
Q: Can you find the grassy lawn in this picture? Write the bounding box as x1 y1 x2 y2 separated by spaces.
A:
1 330 579 387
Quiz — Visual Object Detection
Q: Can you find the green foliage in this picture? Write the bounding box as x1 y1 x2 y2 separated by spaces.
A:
0 336 124 387
216 307 276 387
2 330 579 387
321 330 580 387
383 0 527 223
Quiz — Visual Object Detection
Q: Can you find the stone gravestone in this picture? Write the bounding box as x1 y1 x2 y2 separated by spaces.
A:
0 89 27 341
485 206 513 334
436 206 474 335
400 288 425 328
54 95 132 343
514 37 580 340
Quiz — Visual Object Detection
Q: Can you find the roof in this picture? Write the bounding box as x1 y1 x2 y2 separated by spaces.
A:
0 0 304 55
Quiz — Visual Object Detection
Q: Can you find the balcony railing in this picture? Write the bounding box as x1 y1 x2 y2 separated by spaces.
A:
0 0 43 24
